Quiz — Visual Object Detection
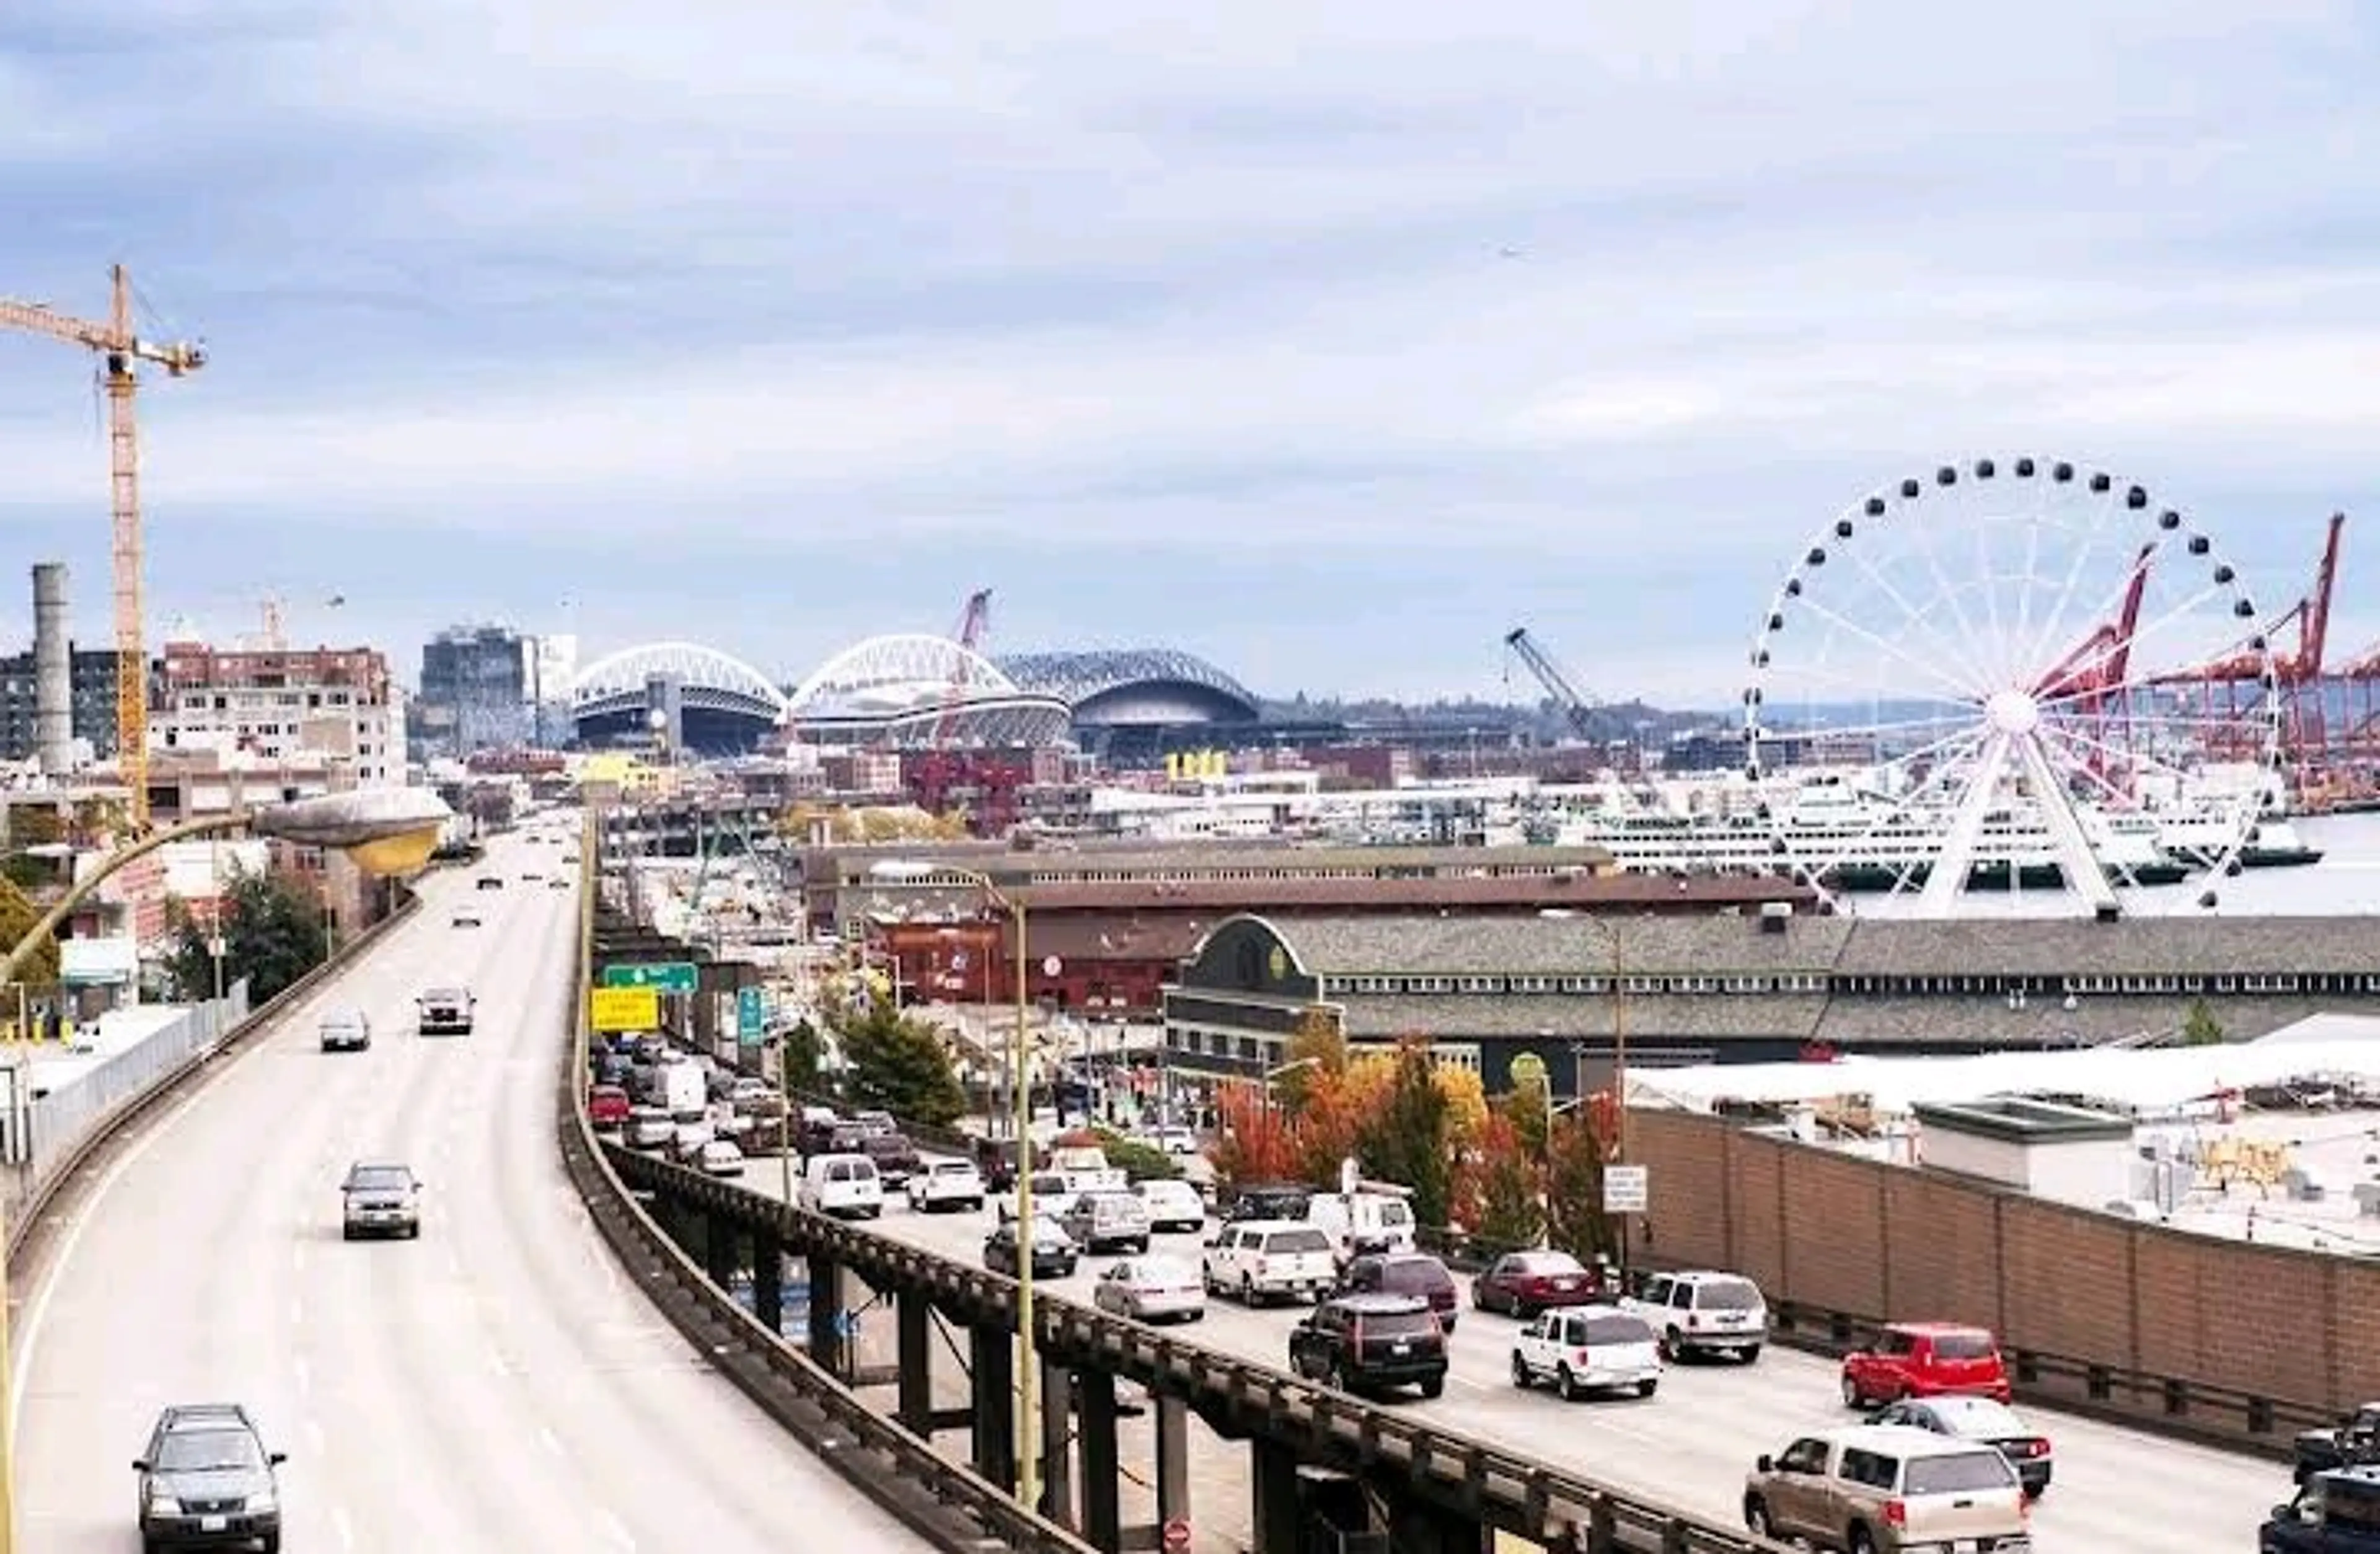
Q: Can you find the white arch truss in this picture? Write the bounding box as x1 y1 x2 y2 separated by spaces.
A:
572 640 791 715
787 634 1018 715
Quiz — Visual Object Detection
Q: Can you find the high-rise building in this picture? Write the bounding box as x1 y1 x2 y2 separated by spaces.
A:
416 625 533 757
529 632 579 746
151 640 401 786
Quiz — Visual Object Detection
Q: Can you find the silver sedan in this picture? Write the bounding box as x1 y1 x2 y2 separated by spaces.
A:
1091 1253 1207 1324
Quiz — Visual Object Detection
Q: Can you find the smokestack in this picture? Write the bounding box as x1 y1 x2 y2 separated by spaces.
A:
31 563 71 777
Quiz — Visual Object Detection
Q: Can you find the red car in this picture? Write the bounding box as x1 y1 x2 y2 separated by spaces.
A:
1470 1250 1603 1317
1840 1322 2011 1408
586 1084 632 1126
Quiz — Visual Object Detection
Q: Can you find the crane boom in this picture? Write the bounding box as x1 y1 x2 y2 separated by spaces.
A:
0 266 206 827
1504 627 1601 739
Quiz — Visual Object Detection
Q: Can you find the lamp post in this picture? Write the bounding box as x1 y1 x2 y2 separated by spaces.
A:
0 785 449 1554
1582 917 1633 1274
871 858 1038 1513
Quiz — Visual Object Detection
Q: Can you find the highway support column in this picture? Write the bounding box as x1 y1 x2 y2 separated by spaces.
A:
806 1253 843 1375
895 1292 934 1433
1249 1438 1302 1554
750 1231 783 1335
1039 1359 1074 1526
971 1322 1015 1487
1152 1394 1191 1532
1381 1496 1490 1554
702 1210 737 1287
1075 1368 1122 1552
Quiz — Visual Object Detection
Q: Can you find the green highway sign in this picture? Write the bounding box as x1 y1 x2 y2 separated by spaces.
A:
602 961 698 994
737 986 767 1046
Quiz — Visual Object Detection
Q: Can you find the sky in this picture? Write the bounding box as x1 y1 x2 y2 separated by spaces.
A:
5 1 2380 711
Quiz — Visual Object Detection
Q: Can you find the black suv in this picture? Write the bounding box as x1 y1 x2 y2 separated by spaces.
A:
133 1402 286 1552
1289 1292 1448 1398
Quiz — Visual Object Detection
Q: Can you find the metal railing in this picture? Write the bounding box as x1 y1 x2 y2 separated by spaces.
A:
9 989 252 1198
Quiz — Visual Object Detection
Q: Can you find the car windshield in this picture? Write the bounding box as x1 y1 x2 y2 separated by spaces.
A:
423 989 465 1004
1930 1331 1998 1360
1903 1450 2015 1496
156 1429 263 1473
1584 1314 1656 1345
1695 1277 1763 1310
348 1167 411 1192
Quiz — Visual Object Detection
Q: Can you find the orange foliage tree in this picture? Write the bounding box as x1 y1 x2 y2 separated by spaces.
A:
1209 1080 1302 1193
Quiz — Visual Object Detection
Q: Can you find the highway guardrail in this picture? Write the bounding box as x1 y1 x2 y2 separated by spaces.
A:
5 883 421 1267
607 1146 1792 1554
561 826 1100 1554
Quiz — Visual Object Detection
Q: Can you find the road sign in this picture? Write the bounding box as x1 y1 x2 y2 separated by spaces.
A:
602 961 698 994
738 986 767 1045
1602 1163 1649 1214
1161 1517 1192 1553
590 986 661 1033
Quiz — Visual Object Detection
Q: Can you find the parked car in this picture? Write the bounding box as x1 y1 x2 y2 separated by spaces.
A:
1869 1395 2054 1498
985 1217 1078 1279
1472 1250 1602 1317
1091 1254 1205 1323
1336 1252 1460 1332
1062 1191 1152 1253
133 1403 286 1553
1134 1177 1207 1234
340 1160 422 1240
1840 1322 2012 1408
1287 1292 1447 1398
1620 1269 1769 1362
1509 1305 1662 1400
1743 1423 2030 1553
1203 1220 1337 1305
317 1010 372 1053
907 1158 987 1213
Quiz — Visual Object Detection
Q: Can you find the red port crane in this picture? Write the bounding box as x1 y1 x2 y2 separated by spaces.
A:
2151 513 2343 777
907 589 1024 834
2025 545 2152 791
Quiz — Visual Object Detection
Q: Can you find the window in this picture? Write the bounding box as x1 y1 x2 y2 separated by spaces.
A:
1902 1451 2014 1496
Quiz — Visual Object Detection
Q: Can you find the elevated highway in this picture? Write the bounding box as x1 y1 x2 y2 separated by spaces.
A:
12 834 920 1553
856 1168 2285 1550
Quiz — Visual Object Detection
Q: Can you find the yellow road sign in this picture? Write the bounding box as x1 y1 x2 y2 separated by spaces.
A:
590 986 660 1033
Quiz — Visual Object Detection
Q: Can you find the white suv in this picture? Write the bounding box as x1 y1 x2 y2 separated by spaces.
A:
1621 1269 1769 1362
1743 1423 2032 1553
1201 1220 1336 1305
907 1159 987 1214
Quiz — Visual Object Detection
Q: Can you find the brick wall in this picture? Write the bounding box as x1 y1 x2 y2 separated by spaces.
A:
1629 1108 2380 1417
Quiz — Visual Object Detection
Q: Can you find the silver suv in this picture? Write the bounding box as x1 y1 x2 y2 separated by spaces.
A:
1062 1190 1152 1253
341 1160 421 1240
1744 1423 2031 1553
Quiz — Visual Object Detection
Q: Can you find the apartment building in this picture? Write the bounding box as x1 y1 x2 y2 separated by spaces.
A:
151 641 402 787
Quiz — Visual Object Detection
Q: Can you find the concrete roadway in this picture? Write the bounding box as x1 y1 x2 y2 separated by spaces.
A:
12 832 923 1554
853 1173 2285 1552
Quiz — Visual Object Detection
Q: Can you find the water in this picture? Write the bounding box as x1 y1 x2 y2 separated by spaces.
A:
1850 812 2380 919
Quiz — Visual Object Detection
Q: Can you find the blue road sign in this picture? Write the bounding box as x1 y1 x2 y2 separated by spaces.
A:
738 986 766 1046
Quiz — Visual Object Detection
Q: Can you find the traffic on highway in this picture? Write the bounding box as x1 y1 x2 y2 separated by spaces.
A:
644 1083 2299 1553
13 832 925 1553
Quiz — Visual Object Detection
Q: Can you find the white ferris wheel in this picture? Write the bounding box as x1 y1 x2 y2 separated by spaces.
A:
1742 457 2286 919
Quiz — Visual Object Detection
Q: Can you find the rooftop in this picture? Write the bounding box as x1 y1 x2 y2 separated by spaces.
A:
1910 1097 2135 1143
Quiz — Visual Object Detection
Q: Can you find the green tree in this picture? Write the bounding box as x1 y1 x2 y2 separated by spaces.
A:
2180 999 2225 1048
832 990 966 1126
1473 1113 1546 1250
1355 1036 1454 1227
0 875 60 986
1274 1006 1347 1119
780 1017 824 1095
1503 1074 1553 1161
162 867 328 1004
1088 1125 1184 1182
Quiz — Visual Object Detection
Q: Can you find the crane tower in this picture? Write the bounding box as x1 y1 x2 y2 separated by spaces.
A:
0 266 206 828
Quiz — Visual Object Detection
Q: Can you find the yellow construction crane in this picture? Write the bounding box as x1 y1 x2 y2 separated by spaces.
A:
0 266 206 828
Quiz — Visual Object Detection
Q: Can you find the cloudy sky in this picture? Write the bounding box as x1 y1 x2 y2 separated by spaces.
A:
4 1 2378 709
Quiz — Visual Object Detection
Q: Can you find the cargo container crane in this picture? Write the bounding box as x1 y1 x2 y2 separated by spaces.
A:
0 267 206 828
1503 626 1639 771
2153 514 2342 780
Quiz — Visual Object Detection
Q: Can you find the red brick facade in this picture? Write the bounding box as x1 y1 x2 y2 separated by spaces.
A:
1630 1108 2380 1421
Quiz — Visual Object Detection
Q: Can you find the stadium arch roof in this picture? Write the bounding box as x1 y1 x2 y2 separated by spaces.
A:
997 648 1263 724
571 640 791 722
786 634 1073 749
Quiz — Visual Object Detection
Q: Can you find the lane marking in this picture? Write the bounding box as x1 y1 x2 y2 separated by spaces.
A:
333 1505 357 1551
538 1423 564 1459
597 1509 637 1549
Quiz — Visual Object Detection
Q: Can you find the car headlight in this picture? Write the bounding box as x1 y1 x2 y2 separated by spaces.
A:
147 1494 182 1515
246 1491 278 1514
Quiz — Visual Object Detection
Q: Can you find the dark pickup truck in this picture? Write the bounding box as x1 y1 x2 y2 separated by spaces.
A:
2265 1465 2380 1552
2298 1404 2380 1484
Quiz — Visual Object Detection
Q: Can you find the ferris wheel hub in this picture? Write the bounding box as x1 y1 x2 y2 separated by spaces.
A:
1985 689 2040 737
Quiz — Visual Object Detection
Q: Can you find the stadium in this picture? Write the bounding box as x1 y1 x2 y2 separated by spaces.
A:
570 636 1267 754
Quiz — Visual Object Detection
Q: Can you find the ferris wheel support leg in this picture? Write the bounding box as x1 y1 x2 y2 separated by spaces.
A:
2016 735 2123 919
1913 733 2014 919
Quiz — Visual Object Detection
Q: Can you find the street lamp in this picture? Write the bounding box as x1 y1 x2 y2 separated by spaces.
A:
1580 916 1634 1271
0 785 449 1554
870 857 1039 1513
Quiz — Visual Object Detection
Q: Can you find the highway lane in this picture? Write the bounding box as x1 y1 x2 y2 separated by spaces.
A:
858 1170 2281 1550
14 834 925 1554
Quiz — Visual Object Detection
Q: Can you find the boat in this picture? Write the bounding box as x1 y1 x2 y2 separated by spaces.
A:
2156 806 2325 870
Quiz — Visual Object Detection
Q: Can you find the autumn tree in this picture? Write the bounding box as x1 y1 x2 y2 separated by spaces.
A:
1544 1107 1616 1264
0 876 58 986
1435 1064 1489 1161
1472 1113 1546 1250
1355 1037 1455 1227
1210 1081 1302 1193
1274 1007 1347 1118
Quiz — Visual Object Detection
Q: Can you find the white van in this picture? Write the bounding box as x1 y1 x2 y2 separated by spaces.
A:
1304 1190 1417 1261
800 1154 883 1219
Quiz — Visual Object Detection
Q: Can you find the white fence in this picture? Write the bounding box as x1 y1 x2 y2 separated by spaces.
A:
1 986 253 1211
